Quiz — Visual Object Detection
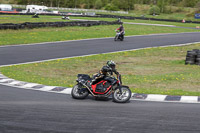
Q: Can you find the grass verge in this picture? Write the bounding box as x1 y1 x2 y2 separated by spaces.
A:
2 15 199 28
0 15 71 24
0 23 199 46
1 43 200 96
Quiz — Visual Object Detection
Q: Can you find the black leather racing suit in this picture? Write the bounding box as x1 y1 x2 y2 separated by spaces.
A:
92 66 119 85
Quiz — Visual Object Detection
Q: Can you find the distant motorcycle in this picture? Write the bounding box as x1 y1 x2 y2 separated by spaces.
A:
71 74 131 103
32 14 39 18
114 31 125 41
62 16 70 20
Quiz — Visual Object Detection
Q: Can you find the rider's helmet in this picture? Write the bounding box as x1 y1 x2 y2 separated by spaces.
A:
107 60 116 69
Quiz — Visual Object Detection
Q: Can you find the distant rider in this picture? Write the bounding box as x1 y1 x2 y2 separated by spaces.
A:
115 24 125 37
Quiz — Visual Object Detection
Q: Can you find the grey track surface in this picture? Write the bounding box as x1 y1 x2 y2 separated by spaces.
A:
1 32 200 66
0 85 200 133
1 32 200 133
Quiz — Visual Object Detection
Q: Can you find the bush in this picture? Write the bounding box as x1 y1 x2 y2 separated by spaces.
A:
174 7 184 13
149 6 160 15
95 0 103 9
104 4 119 11
186 11 195 17
163 8 173 14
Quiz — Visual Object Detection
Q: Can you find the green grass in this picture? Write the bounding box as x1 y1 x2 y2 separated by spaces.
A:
123 19 200 28
0 15 116 24
70 16 116 21
129 12 199 21
1 43 200 96
116 4 200 22
1 14 200 28
96 10 200 22
0 23 199 46
0 15 73 24
68 16 200 28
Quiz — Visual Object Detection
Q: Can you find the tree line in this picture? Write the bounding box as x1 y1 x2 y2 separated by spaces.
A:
14 0 200 11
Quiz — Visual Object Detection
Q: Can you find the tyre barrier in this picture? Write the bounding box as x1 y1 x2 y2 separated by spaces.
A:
0 20 122 30
185 49 200 65
95 14 200 24
1 12 200 24
77 14 200 24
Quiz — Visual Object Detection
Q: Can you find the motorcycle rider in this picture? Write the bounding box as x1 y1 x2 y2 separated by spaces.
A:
115 23 125 38
90 60 119 88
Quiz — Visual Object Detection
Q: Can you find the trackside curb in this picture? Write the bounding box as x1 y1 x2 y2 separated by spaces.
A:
132 93 200 103
0 73 199 103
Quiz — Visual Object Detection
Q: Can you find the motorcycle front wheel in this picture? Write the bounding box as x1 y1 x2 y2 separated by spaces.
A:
113 86 131 103
114 35 118 41
71 84 89 99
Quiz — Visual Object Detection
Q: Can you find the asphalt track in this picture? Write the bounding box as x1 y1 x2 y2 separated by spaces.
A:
1 32 200 66
1 32 200 133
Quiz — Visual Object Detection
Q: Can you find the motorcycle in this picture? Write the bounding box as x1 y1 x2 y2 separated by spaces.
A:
71 74 131 103
114 31 125 41
62 16 70 20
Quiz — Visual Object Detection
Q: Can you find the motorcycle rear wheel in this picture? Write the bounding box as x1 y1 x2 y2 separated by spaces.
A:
114 35 118 41
113 86 131 103
71 84 89 99
120 36 124 41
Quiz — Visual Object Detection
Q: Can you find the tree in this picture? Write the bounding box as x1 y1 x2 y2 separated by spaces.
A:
104 3 119 11
157 0 165 13
183 0 198 7
128 0 135 10
95 0 103 9
149 5 160 15
83 0 95 9
195 1 200 13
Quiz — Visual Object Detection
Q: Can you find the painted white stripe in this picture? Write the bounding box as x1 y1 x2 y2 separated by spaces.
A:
60 88 72 94
0 74 5 77
22 83 40 88
39 86 56 91
70 19 99 22
146 94 167 101
124 22 175 27
0 79 13 83
180 96 198 103
9 81 21 85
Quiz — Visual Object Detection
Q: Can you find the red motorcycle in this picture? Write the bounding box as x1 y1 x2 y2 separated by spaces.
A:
71 74 131 103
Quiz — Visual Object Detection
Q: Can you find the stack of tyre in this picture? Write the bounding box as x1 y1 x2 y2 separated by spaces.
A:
185 49 200 65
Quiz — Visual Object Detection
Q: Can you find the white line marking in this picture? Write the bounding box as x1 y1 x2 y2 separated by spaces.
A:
180 96 198 103
146 94 167 101
9 81 21 85
124 22 175 27
130 98 200 104
0 79 13 83
39 86 56 91
60 88 72 94
22 83 40 88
